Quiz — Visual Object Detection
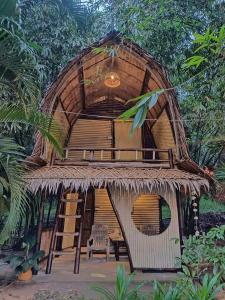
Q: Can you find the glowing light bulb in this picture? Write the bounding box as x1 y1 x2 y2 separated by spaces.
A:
104 71 120 88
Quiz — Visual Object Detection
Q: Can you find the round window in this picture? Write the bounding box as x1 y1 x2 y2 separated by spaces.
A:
131 194 171 236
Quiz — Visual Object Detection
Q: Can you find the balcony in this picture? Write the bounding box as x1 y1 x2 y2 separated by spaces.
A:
53 148 174 169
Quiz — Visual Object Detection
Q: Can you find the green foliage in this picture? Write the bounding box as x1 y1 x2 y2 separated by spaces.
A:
92 265 147 300
199 196 225 214
93 265 224 300
183 26 225 69
119 90 164 131
0 4 43 108
185 273 224 300
215 165 225 182
4 235 45 274
180 24 225 166
178 226 225 279
152 281 183 300
0 105 63 244
22 0 92 87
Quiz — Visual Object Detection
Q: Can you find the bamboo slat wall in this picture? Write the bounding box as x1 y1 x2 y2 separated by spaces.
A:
109 187 181 269
114 120 142 160
94 189 120 233
68 119 112 160
132 194 160 234
151 109 176 159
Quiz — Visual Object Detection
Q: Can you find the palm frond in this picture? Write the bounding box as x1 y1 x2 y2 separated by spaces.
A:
0 18 43 107
0 105 63 156
0 137 28 244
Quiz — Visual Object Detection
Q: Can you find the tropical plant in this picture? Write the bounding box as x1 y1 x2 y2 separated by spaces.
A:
216 164 225 182
0 105 62 244
152 281 183 300
185 273 224 300
4 234 45 275
119 89 164 132
0 0 43 108
178 226 225 280
92 265 147 300
22 0 92 87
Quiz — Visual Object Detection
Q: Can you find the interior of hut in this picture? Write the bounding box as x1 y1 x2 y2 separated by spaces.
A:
40 187 171 263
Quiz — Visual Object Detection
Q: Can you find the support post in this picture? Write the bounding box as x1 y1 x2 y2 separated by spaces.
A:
34 192 44 275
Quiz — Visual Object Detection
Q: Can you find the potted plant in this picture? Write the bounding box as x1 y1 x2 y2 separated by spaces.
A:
4 235 45 281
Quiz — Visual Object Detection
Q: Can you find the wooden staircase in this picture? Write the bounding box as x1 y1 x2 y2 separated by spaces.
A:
46 195 85 274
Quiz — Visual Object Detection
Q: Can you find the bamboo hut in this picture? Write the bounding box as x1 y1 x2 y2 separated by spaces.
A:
26 31 210 273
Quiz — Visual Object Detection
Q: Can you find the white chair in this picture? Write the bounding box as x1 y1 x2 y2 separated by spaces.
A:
87 224 110 260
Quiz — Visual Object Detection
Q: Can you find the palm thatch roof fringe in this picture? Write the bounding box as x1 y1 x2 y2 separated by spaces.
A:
26 166 209 195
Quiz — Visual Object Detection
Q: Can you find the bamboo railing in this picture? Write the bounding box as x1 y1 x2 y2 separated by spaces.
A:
52 147 174 168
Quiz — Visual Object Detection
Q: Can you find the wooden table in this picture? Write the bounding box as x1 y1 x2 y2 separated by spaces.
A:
110 238 127 261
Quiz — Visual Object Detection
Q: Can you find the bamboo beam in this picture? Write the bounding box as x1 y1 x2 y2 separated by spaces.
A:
78 64 86 110
34 192 44 275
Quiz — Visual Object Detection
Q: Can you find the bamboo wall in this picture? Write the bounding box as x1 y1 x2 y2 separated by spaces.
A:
68 119 112 160
114 120 142 160
94 189 120 233
109 187 181 269
151 109 176 159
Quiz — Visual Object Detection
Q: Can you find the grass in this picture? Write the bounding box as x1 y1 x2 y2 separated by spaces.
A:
199 195 225 214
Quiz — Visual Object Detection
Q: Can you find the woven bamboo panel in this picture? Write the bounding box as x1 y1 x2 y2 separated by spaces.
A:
109 187 181 269
132 194 160 234
62 193 78 249
94 189 120 233
151 110 175 159
114 120 142 160
68 119 112 160
44 102 70 161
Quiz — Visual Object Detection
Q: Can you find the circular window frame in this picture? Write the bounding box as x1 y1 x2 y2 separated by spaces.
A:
131 194 171 236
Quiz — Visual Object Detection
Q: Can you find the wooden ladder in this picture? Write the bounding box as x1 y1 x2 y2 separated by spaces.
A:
46 195 85 274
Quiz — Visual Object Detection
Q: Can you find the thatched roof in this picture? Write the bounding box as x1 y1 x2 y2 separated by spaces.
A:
32 30 189 161
27 31 212 193
26 165 209 195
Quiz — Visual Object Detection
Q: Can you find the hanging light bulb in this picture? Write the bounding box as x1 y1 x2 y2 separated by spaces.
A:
104 71 120 88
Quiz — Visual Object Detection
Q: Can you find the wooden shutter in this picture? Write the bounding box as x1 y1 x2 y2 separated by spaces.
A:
68 119 112 160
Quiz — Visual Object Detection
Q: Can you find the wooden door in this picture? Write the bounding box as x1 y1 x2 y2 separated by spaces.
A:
114 120 142 160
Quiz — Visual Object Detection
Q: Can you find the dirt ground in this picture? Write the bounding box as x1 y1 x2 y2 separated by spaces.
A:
0 255 178 300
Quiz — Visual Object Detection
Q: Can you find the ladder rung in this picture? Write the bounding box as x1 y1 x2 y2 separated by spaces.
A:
58 214 81 219
55 232 79 237
53 251 75 255
61 199 83 203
